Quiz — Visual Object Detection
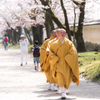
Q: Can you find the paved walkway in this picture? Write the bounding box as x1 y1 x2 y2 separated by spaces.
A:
0 45 100 100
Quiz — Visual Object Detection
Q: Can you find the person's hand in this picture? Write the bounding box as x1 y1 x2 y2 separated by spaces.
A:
46 51 49 55
57 59 60 62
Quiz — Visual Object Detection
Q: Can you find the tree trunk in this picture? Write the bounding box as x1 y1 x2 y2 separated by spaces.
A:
24 27 32 45
31 24 43 45
76 32 86 52
11 29 15 45
17 26 22 41
60 0 71 40
13 30 17 44
76 4 86 52
45 11 54 38
7 29 11 43
7 28 14 45
28 32 33 45
73 7 76 46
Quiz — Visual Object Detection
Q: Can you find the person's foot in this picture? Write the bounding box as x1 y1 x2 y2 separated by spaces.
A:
48 83 52 90
21 63 23 66
61 93 67 99
53 85 58 91
48 86 52 90
35 66 37 70
56 87 61 93
66 89 69 94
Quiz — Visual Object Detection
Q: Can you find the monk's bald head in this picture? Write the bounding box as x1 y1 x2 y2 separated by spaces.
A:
59 29 67 39
56 29 60 33
51 30 57 39
60 29 66 33
56 28 61 38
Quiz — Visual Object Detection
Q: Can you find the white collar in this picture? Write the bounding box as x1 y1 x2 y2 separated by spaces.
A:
60 38 65 43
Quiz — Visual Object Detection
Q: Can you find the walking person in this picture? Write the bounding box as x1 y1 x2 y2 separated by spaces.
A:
49 29 79 99
19 34 28 66
2 34 9 50
40 30 56 90
32 40 40 71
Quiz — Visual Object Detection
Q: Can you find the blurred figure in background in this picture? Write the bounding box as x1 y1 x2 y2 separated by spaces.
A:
32 40 40 71
2 33 9 50
19 34 28 66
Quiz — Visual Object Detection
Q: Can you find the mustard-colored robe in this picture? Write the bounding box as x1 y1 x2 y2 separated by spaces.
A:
46 37 58 52
46 37 58 84
49 38 79 89
40 38 52 82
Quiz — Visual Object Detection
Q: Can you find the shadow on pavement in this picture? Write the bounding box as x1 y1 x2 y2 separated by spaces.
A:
45 98 76 100
33 79 100 99
33 89 75 100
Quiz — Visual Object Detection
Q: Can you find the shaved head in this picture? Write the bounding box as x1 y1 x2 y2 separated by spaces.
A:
59 28 67 40
51 30 57 39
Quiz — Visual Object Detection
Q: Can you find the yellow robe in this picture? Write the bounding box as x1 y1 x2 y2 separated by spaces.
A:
49 38 79 89
40 38 52 82
46 37 58 52
46 37 58 84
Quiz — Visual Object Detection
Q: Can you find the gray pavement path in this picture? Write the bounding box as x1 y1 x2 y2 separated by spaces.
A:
0 45 100 100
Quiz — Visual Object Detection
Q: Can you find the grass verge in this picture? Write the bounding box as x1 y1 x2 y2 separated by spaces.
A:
0 39 2 43
1 42 33 52
28 44 33 53
8 43 20 49
78 52 100 82
9 43 34 53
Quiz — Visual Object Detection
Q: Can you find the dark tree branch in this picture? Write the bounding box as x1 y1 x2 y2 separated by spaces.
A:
72 0 80 5
77 2 86 32
34 0 38 4
40 0 49 6
47 6 66 29
75 0 86 52
40 0 66 29
72 0 86 6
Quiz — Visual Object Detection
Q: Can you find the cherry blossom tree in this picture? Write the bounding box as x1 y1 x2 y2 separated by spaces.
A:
0 0 45 44
0 0 100 51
